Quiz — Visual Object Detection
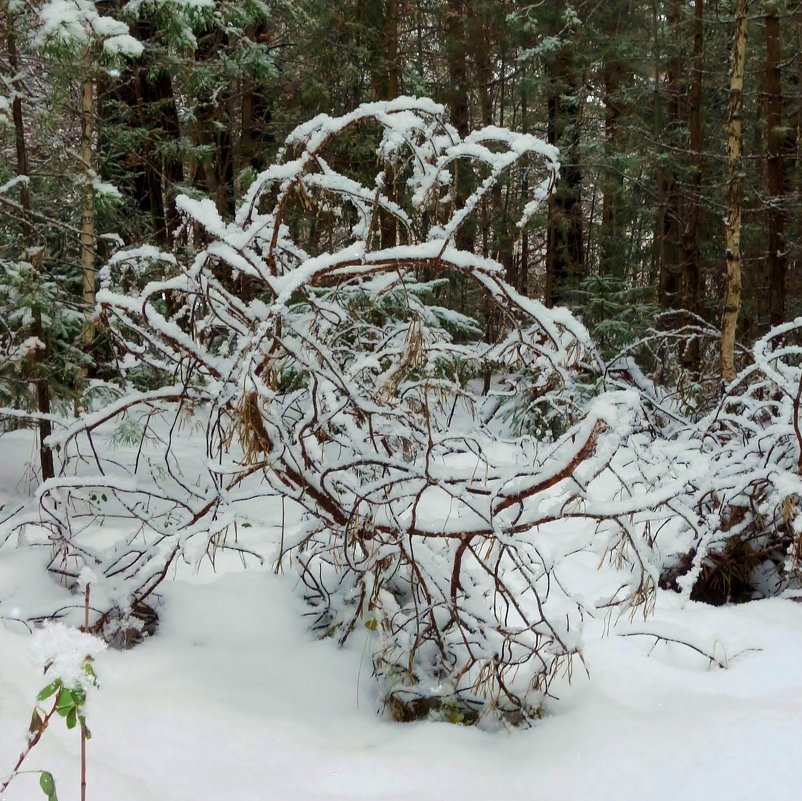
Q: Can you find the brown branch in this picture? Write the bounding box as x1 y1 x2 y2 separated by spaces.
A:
493 420 606 515
0 697 59 795
450 536 472 604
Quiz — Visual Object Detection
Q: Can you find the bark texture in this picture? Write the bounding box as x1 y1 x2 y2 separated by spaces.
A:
720 0 749 382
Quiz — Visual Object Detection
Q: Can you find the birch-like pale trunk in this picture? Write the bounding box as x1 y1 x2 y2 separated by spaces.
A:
720 0 749 383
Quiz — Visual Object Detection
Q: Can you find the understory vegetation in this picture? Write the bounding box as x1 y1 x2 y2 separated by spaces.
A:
2 0 802 734
3 95 802 729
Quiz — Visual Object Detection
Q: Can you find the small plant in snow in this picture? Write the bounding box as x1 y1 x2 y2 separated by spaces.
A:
1 620 105 801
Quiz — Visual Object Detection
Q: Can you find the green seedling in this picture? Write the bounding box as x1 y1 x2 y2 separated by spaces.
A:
2 590 100 801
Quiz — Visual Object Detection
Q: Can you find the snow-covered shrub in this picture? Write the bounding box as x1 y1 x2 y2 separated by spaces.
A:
14 98 657 723
658 321 802 603
601 313 724 414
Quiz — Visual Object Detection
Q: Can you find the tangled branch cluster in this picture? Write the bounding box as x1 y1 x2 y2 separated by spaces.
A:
13 99 657 721
651 322 802 603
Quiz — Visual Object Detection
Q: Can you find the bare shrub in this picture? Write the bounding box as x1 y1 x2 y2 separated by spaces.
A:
653 321 802 602
9 99 656 723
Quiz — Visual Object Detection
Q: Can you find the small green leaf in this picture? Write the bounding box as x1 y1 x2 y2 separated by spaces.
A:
65 707 78 730
101 493 108 502
37 680 61 701
39 771 56 797
365 618 378 631
57 687 74 703
56 688 75 715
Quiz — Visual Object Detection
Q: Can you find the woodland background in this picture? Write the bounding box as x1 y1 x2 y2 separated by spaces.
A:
0 0 802 762
2 0 799 437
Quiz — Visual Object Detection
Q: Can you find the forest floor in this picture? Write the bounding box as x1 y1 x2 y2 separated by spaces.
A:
1 429 802 801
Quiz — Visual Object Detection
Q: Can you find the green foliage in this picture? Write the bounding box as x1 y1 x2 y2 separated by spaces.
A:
501 369 590 441
35 654 97 738
3 651 98 801
110 415 146 447
0 260 85 410
39 770 58 801
568 274 659 360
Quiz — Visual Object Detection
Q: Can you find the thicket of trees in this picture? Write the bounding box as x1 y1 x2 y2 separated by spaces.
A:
3 0 802 725
5 0 802 410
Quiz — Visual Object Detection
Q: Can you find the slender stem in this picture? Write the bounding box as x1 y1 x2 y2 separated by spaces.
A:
0 700 59 795
81 721 86 801
81 584 90 801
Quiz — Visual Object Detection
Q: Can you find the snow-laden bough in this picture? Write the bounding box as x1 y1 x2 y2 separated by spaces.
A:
22 99 656 724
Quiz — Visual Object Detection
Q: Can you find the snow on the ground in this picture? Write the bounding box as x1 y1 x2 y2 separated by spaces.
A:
2 430 802 801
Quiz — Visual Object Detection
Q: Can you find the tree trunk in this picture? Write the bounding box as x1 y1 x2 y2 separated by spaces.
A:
135 13 184 246
443 0 474 252
367 0 400 248
720 0 749 383
78 48 97 386
472 5 515 287
5 9 54 480
545 28 584 307
193 27 235 217
520 86 529 296
444 0 469 139
384 0 400 100
657 0 685 314
599 8 626 279
240 20 274 175
682 0 704 370
764 1 789 329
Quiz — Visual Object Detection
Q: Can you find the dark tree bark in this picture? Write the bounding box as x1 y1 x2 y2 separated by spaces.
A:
366 0 400 101
366 0 401 248
599 8 627 280
240 21 274 176
444 0 469 139
764 1 791 329
193 26 235 217
472 4 516 288
100 12 184 249
443 0 474 252
545 33 585 307
657 0 685 313
135 67 184 244
681 0 705 369
4 10 54 480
